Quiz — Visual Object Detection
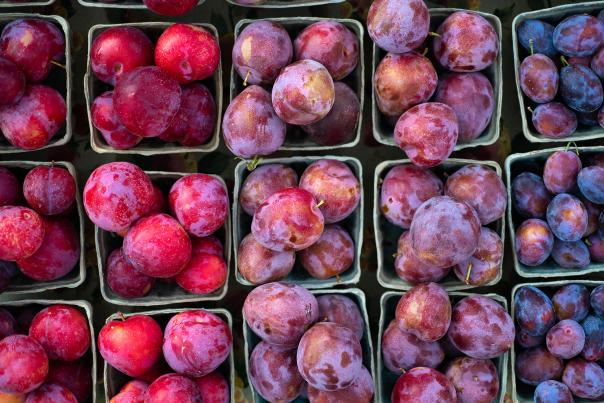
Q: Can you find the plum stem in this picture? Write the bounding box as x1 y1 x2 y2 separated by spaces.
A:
316 200 325 208
585 238 592 247
51 60 66 70
464 262 473 285
246 155 262 171
529 39 534 55
565 141 579 155
527 106 534 114
428 32 441 38
422 47 429 57
117 312 126 321
392 253 400 258
243 70 251 87
560 55 570 67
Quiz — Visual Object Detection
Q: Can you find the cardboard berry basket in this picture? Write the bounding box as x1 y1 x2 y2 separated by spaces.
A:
226 0 343 8
77 0 205 10
373 158 505 291
0 0 55 7
0 14 72 154
232 156 363 288
377 291 509 403
506 146 604 278
242 288 376 403
511 280 604 403
84 22 222 156
103 307 234 402
230 18 364 151
371 8 503 151
513 1 604 143
0 299 97 403
0 161 85 296
96 170 231 306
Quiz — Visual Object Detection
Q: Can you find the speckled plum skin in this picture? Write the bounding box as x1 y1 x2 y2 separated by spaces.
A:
454 227 503 287
578 166 604 204
546 193 588 242
367 0 429 53
296 322 362 392
592 46 604 78
533 102 578 139
591 285 604 318
560 64 604 113
545 319 585 360
394 103 459 169
143 0 198 16
0 57 24 107
445 357 499 403
534 380 573 403
380 164 443 229
91 92 142 150
553 283 589 322
237 233 294 285
26 383 77 403
17 218 79 282
272 60 335 125
391 367 457 403
193 371 229 403
582 197 602 236
317 294 363 340
175 252 227 295
554 15 604 57
409 196 481 268
106 248 155 299
551 240 590 269
0 85 66 150
98 315 163 377
0 308 16 340
168 174 228 238
582 314 604 361
302 82 359 146
233 21 292 85
90 27 153 86
434 72 495 142
46 359 92 402
155 24 219 84
239 164 298 216
0 168 19 207
434 11 499 72
294 21 358 80
252 188 324 252
543 151 582 194
307 366 374 403
517 347 563 386
519 54 559 104
144 374 201 403
512 173 553 218
0 206 44 261
192 235 223 257
249 342 303 402
0 335 48 394
163 310 232 377
243 282 319 348
515 286 556 337
110 380 148 403
113 66 182 138
374 52 438 118
395 231 450 284
562 358 604 399
515 219 554 266
23 166 75 216
222 85 286 159
518 19 557 57
83 162 154 234
517 328 544 349
382 320 444 373
395 283 451 342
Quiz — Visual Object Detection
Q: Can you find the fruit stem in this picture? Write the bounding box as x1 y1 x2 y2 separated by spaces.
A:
529 39 534 55
422 47 429 57
464 262 473 285
243 70 251 87
527 106 534 114
51 60 66 70
560 55 570 67
428 32 441 38
585 238 592 247
316 200 325 208
565 141 579 156
117 312 126 321
246 155 262 171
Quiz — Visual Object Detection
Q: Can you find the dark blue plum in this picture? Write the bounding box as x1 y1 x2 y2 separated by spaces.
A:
546 193 588 242
577 110 599 126
578 166 604 204
512 172 552 218
534 380 573 403
552 284 590 322
591 285 604 319
517 19 557 58
553 14 604 57
551 240 590 269
581 315 604 362
515 286 556 337
560 64 604 113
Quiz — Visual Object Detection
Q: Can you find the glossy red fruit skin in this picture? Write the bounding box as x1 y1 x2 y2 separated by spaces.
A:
175 252 227 294
394 231 451 284
110 380 148 403
106 248 155 299
382 320 444 372
25 383 77 403
0 56 24 106
23 166 75 216
83 162 154 234
237 233 295 285
317 294 364 340
192 371 229 403
294 21 359 80
168 174 228 238
123 214 192 278
91 91 142 150
0 85 66 150
0 335 48 394
307 366 374 403
391 367 457 403
367 0 429 54
46 359 92 402
143 0 198 16
98 315 163 377
0 206 44 261
0 167 20 207
249 342 303 402
144 374 201 403
113 66 182 138
162 310 232 377
239 164 298 216
252 188 325 252
155 24 219 84
445 357 499 403
17 218 79 282
90 27 153 86
395 283 451 342
394 103 459 168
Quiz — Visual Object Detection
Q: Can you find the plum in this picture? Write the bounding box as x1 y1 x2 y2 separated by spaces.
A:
300 224 354 280
380 164 443 229
578 166 604 204
237 233 294 285
445 357 499 403
143 0 197 16
453 227 503 286
222 85 286 159
516 328 544 349
591 46 604 78
106 248 155 299
546 193 588 242
581 197 602 236
0 167 19 207
394 231 450 284
252 188 324 252
46 359 92 402
239 164 298 216
374 52 438 117
25 383 77 403
546 319 585 359
23 166 75 216
532 102 578 138
581 315 604 362
433 11 499 72
543 151 582 194
554 15 604 57
552 283 590 322
232 21 292 85
155 24 219 84
249 342 303 402
0 308 16 340
382 320 444 373
367 0 429 53
394 103 458 168
91 91 142 150
306 366 373 403
512 172 552 218
271 60 335 125
519 54 558 104
391 367 456 403
317 294 363 340
0 335 48 394
562 358 604 399
110 380 148 403
588 233 604 262
551 240 590 269
191 236 223 257
515 286 556 336
515 219 554 266
243 282 318 348
534 380 573 403
98 314 163 377
144 374 201 403
163 310 232 377
90 27 153 86
516 346 563 385
0 56 24 106
294 21 358 80
560 64 603 113
192 371 229 403
175 252 227 295
409 196 480 268
448 295 514 359
29 305 89 361
518 19 557 57
395 283 451 342
296 322 362 391
591 285 604 318
0 206 44 261
83 162 154 234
